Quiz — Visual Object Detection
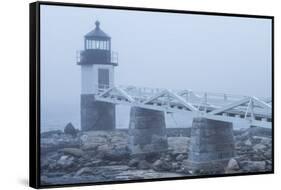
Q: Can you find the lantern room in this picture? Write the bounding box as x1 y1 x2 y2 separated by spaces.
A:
84 21 111 51
77 20 118 66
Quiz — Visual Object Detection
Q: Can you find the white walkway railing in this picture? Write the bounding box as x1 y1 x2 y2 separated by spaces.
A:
93 84 272 128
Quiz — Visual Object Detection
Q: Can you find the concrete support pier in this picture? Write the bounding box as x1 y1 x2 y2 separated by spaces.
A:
186 117 235 173
129 107 168 155
81 94 115 131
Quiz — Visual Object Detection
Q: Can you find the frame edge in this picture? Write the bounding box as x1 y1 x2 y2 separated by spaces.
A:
29 1 41 189
30 1 275 188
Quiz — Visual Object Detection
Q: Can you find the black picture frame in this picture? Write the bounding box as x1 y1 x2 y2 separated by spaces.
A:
29 1 274 189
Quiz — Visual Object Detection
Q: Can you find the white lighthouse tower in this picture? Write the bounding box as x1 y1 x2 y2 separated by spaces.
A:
77 20 118 131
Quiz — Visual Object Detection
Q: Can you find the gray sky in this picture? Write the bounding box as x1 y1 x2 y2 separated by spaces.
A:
40 5 272 130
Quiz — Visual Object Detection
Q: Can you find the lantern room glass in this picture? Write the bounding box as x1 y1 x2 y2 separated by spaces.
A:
86 39 109 50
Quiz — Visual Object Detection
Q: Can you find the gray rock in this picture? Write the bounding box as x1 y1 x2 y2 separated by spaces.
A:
168 137 190 154
176 154 185 161
102 147 130 161
128 158 140 167
60 148 85 157
117 169 184 180
80 135 106 150
265 160 272 170
244 139 252 146
41 157 51 169
57 155 75 169
41 130 63 138
225 158 240 173
75 167 93 176
152 159 172 171
97 144 111 152
80 131 129 151
41 175 49 184
264 150 272 159
240 161 266 171
235 131 250 141
83 159 104 167
162 154 172 162
253 144 267 151
251 136 263 144
41 134 81 155
181 160 192 174
137 160 151 170
233 128 248 136
171 162 180 170
247 126 272 137
260 137 272 145
64 122 78 137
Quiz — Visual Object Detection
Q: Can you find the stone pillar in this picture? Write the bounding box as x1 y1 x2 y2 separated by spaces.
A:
129 107 168 155
185 117 235 173
81 94 115 131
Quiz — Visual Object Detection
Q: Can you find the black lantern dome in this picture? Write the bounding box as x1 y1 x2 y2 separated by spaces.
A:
83 20 111 51
85 21 110 39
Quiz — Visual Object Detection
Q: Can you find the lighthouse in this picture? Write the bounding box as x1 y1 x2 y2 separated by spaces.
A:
77 21 118 131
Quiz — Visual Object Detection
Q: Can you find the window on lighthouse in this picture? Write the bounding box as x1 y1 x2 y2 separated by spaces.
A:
100 41 103 49
89 40 92 49
86 40 109 50
96 41 100 49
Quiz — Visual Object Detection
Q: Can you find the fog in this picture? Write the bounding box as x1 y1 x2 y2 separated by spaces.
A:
40 5 272 131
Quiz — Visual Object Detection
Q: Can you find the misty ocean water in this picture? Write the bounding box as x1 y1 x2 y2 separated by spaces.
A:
41 105 255 132
41 105 190 132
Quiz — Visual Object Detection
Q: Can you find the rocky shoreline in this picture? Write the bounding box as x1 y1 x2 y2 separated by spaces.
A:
40 124 272 185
